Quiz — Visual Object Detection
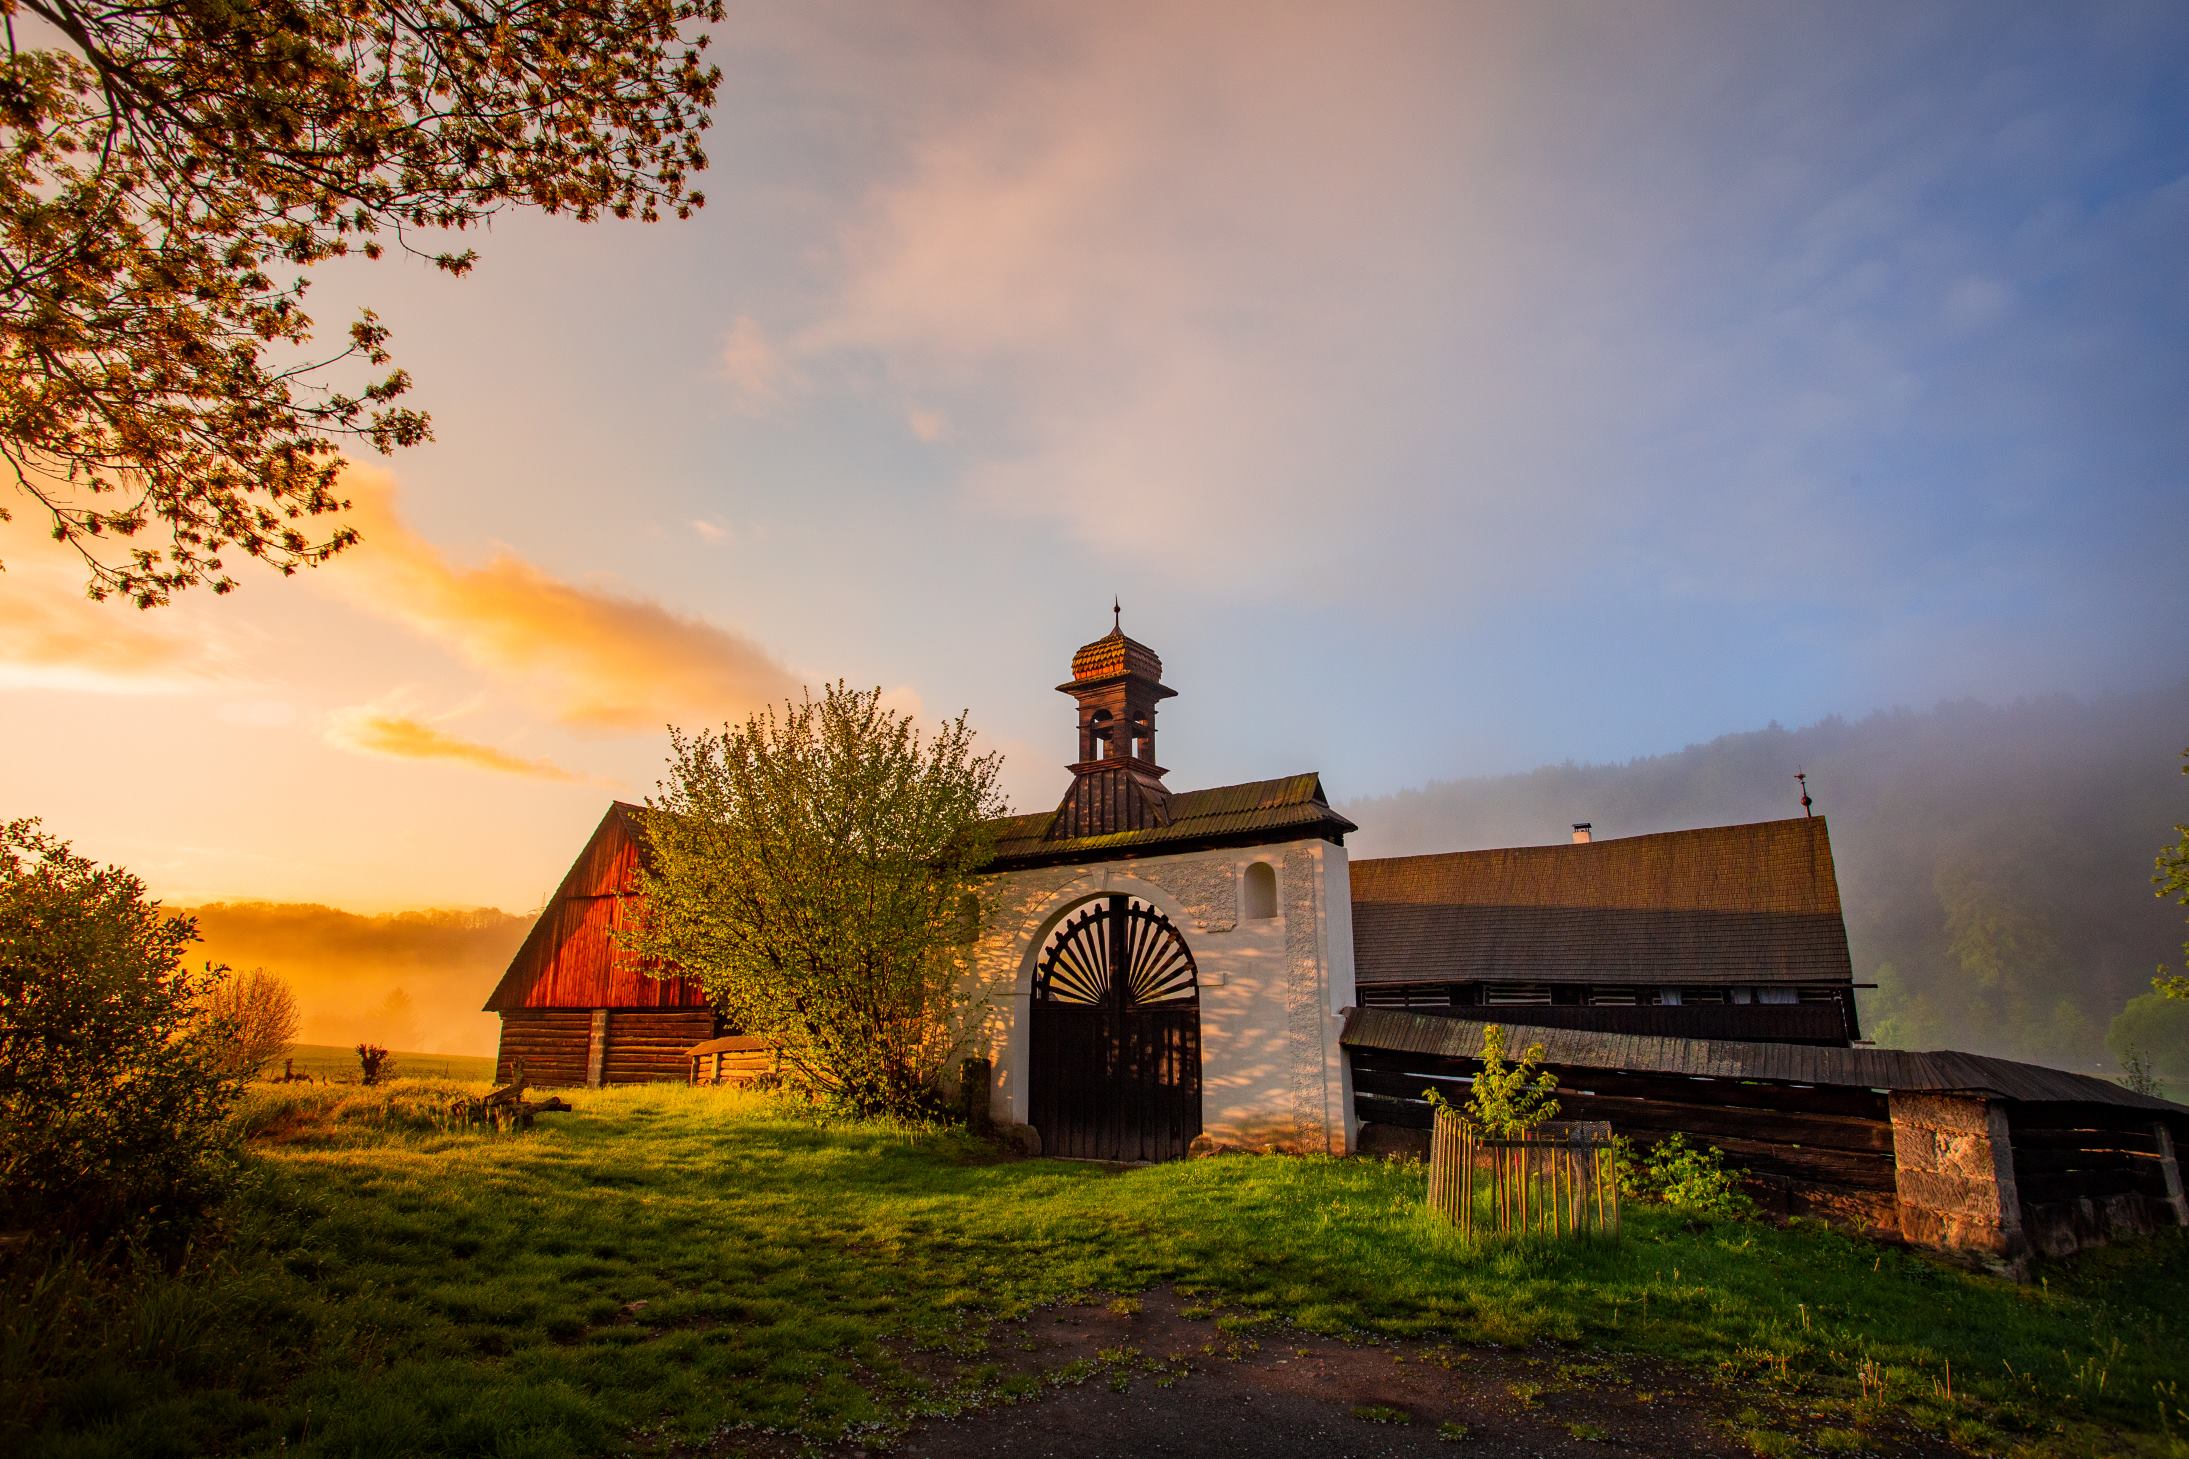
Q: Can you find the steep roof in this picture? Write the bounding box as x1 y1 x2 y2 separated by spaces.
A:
985 773 1357 869
483 803 711 1013
1342 1007 2189 1119
1350 817 1852 987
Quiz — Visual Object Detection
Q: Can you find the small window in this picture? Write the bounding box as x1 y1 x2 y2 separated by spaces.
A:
1242 861 1278 919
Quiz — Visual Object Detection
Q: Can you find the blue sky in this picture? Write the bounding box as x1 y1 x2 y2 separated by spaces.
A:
3 2 2185 909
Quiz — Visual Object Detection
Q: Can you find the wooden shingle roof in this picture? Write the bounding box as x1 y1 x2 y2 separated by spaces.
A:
1342 1007 2189 1119
1350 817 1852 987
985 773 1356 869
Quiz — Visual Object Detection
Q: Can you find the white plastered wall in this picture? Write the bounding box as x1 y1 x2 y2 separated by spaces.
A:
964 836 1357 1155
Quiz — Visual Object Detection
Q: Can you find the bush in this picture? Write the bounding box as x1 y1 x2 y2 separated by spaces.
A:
1460 1023 1560 1135
1616 1132 1757 1219
202 967 299 1078
0 821 245 1250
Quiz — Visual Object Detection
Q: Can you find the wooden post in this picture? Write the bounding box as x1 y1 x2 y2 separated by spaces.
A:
2154 1122 2189 1227
586 1009 609 1088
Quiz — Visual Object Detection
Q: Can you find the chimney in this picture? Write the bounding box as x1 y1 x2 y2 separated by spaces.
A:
1571 822 1593 844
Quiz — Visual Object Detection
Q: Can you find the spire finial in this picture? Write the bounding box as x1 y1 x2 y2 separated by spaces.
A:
1112 595 1121 633
1796 769 1813 818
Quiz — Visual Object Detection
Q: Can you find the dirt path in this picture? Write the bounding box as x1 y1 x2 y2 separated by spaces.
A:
849 1289 1961 1459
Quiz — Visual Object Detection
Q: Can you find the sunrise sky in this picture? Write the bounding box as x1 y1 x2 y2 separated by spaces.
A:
5 3 2186 915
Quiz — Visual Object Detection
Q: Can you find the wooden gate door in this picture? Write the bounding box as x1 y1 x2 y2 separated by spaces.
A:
1029 896 1202 1162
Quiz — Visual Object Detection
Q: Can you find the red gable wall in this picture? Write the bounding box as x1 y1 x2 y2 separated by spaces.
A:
484 804 711 1012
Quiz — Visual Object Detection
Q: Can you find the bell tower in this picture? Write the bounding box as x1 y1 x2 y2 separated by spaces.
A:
1050 602 1176 839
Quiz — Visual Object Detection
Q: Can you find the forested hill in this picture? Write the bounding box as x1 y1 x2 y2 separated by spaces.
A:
177 903 529 1057
1339 681 2189 1074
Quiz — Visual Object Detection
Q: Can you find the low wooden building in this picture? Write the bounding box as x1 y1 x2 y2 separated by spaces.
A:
484 803 721 1086
1345 1007 2189 1264
688 1035 777 1086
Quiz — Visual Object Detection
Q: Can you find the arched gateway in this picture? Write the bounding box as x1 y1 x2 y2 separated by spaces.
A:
1030 895 1201 1161
968 608 1359 1158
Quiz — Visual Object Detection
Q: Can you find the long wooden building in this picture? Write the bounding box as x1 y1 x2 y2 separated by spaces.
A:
1349 817 1861 1045
483 803 721 1086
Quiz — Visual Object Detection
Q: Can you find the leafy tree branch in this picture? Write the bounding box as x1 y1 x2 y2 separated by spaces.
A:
1 0 721 604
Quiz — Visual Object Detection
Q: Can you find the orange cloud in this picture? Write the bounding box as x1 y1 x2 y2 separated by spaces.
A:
327 709 582 781
334 469 797 731
0 520 228 691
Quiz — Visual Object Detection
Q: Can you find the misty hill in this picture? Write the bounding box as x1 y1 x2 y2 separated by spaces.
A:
178 902 531 1057
1340 681 2189 1074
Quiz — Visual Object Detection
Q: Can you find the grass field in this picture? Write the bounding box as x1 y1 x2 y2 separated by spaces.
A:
8 1081 2186 1458
278 1042 499 1082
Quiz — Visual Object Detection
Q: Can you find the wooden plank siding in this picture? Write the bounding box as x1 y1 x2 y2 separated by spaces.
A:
690 1037 778 1085
484 804 711 1013
1343 1007 2189 1118
495 1008 721 1087
1349 1046 1900 1231
495 1010 592 1087
601 1011 720 1085
2007 1106 2181 1254
1352 997 1853 1046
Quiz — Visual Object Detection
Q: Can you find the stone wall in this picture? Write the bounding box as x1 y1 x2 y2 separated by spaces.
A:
965 837 1354 1155
1888 1091 2024 1260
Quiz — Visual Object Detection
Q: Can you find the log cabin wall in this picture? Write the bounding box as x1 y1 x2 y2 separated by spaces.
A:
2008 1106 2186 1258
496 1008 722 1087
601 1010 720 1085
495 1010 592 1087
1350 1045 1900 1232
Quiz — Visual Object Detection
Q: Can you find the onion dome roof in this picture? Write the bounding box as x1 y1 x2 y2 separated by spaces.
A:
1070 618 1163 683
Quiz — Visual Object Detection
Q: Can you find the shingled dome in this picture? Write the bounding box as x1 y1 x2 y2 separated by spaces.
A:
1070 625 1165 684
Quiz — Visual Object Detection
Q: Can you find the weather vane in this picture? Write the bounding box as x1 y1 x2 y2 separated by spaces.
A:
1796 770 1812 818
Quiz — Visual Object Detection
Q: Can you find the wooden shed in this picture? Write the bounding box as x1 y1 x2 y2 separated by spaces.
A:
687 1035 778 1086
484 803 721 1086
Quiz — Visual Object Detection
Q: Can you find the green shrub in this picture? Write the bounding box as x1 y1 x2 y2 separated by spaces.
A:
0 820 244 1251
1424 1022 1561 1136
1615 1132 1757 1219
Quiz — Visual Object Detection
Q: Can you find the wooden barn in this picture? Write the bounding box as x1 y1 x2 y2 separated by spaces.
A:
484 803 722 1086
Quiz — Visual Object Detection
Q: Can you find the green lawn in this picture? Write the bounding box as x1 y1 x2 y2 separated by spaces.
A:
8 1081 2186 1458
278 1042 499 1082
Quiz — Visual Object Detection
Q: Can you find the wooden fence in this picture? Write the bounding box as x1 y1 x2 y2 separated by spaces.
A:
1425 1109 1620 1239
